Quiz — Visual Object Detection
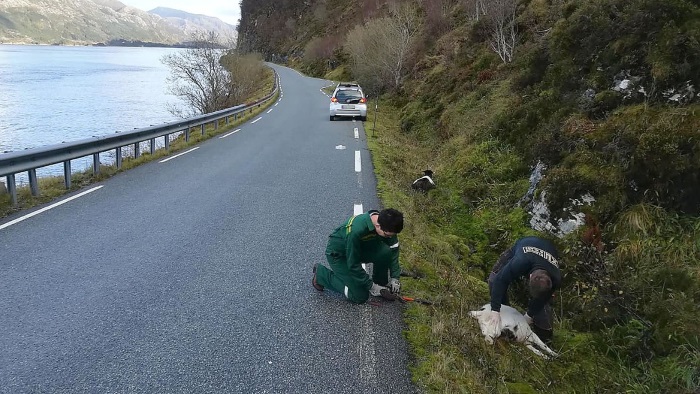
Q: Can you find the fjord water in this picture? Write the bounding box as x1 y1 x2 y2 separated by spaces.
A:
0 45 181 180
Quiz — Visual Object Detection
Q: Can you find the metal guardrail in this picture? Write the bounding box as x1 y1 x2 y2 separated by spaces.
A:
0 70 279 205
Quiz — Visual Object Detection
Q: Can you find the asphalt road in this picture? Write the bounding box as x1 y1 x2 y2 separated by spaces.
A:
0 64 417 393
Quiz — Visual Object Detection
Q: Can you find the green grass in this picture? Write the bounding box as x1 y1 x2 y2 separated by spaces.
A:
324 65 352 82
364 94 700 393
0 68 278 219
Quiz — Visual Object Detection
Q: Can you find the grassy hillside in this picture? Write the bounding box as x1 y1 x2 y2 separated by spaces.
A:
239 0 700 392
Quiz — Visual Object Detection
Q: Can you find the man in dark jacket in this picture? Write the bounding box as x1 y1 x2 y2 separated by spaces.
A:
311 208 404 304
486 236 561 342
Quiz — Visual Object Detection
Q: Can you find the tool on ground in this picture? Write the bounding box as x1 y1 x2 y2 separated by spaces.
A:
379 289 433 305
398 296 434 305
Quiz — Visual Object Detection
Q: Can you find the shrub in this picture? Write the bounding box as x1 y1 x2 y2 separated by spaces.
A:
547 0 700 102
592 105 700 214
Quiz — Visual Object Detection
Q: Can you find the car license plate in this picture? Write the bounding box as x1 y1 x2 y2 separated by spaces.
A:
342 105 355 109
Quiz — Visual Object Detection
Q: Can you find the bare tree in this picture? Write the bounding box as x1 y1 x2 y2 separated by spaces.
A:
486 0 518 63
461 0 488 20
161 31 232 117
422 0 460 35
345 2 420 92
220 52 266 105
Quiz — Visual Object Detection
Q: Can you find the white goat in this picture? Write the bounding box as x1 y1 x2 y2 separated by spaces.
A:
470 304 558 359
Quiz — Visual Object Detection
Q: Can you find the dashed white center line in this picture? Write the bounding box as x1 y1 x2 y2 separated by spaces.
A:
267 109 273 114
355 150 361 172
251 117 262 124
354 128 359 139
219 129 241 139
274 102 279 106
354 204 363 215
0 186 104 230
160 147 199 163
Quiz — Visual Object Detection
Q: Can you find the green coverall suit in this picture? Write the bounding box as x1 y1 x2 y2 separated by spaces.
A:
314 210 401 304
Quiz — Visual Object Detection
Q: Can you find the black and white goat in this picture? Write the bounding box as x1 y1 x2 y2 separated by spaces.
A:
411 169 436 192
470 304 558 359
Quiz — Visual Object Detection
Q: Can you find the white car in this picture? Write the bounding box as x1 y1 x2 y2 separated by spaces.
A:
329 83 367 121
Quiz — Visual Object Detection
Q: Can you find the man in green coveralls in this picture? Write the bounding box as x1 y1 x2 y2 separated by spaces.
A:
312 208 404 303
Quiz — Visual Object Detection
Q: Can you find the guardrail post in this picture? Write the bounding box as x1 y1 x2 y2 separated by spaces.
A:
93 153 100 175
64 160 72 189
201 124 205 136
28 169 39 196
150 138 156 155
214 120 218 130
6 175 17 205
225 116 229 125
185 128 190 142
133 142 140 159
116 147 122 169
165 134 170 150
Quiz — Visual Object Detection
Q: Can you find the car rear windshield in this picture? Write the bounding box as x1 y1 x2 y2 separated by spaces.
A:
335 90 364 104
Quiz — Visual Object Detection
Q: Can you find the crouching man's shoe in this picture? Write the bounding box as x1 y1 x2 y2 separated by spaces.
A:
312 264 324 291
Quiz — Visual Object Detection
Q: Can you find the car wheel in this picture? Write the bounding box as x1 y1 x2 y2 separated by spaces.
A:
360 116 367 122
330 115 335 121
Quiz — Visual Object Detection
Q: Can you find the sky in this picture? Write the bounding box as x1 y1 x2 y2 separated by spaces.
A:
123 0 241 26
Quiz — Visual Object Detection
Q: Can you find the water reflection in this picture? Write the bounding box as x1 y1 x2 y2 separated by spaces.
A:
0 45 180 152
0 45 184 185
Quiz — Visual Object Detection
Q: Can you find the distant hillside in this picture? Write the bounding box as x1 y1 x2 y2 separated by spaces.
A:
0 0 187 45
149 7 238 45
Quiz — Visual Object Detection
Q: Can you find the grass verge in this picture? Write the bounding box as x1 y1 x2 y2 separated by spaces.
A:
364 96 700 393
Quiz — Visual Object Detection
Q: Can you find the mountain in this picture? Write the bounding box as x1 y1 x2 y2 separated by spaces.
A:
0 0 187 45
148 7 237 45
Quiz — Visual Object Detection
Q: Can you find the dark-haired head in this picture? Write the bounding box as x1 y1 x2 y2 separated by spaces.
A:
529 269 552 298
378 208 404 234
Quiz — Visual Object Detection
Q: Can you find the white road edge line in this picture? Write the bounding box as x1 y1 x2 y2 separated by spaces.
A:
160 147 199 163
219 129 241 139
251 117 262 124
355 150 361 172
267 109 273 114
354 204 363 216
354 128 359 139
0 186 104 230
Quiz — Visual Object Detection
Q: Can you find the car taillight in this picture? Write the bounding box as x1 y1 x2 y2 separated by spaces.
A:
360 98 366 103
331 97 338 103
